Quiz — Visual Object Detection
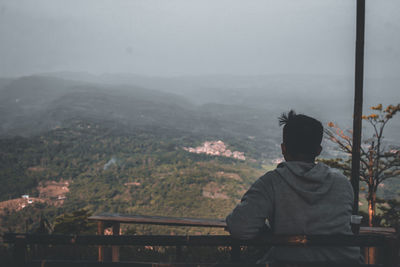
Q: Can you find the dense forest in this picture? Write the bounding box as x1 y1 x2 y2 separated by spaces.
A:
0 119 268 234
1 118 399 236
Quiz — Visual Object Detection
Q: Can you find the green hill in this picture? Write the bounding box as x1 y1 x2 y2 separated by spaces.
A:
0 119 267 234
1 75 397 235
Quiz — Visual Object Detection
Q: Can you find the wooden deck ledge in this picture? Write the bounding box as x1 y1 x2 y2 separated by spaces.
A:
88 213 227 228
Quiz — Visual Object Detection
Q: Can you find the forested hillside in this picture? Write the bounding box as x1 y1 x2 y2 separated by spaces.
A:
0 74 398 235
0 119 267 234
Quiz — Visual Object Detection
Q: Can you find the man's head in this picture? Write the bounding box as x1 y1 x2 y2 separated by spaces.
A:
279 110 323 162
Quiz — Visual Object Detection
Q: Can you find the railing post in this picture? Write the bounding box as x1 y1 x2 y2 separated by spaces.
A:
383 238 399 267
230 245 240 262
365 246 377 265
394 238 400 267
97 221 104 262
176 245 183 262
112 222 120 262
13 236 27 267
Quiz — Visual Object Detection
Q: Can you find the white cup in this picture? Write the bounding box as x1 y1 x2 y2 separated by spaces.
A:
351 215 363 224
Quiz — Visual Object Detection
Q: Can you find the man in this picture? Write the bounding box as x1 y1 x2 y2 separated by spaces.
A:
226 110 360 265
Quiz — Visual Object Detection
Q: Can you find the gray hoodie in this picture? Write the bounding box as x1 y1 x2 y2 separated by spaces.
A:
226 161 360 264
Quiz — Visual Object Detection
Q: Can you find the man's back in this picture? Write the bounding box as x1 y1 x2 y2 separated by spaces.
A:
272 162 353 236
226 161 360 264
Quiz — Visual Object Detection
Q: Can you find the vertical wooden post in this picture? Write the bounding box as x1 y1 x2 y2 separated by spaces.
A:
97 221 104 262
176 245 183 262
112 222 120 262
13 236 26 267
351 0 366 215
393 241 400 267
382 238 399 267
230 245 240 262
365 247 377 265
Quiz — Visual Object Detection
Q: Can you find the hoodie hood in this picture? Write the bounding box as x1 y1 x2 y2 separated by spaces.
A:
275 161 335 204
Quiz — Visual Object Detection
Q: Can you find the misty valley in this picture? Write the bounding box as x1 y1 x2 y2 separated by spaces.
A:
0 74 399 235
2 0 400 265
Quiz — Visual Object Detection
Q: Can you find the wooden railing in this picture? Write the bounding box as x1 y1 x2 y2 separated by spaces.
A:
89 213 227 262
87 213 399 265
3 213 399 266
3 231 399 267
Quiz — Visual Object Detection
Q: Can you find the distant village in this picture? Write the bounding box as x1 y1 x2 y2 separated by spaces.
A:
183 140 246 160
0 180 69 214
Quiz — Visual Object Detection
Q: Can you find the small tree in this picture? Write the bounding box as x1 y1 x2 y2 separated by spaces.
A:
53 209 97 234
323 104 400 226
378 199 400 232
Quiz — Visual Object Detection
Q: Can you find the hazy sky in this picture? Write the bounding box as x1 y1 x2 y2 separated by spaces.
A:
0 0 399 77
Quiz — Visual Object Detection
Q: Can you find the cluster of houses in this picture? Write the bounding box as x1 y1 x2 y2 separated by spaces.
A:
183 140 245 160
17 180 71 210
21 194 33 205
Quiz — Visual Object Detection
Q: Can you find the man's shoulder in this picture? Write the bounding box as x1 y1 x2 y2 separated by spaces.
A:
324 164 351 182
322 164 353 192
256 168 283 187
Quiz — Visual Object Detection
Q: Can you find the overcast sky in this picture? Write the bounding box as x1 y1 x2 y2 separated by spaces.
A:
0 0 399 77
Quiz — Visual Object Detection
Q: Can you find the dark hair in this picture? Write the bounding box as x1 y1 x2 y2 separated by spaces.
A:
279 110 323 159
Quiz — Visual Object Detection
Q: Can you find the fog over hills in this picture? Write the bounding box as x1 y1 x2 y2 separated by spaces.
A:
1 0 399 144
1 73 398 143
0 75 278 153
0 76 191 135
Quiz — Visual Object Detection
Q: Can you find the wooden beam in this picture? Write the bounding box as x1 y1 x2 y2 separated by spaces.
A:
13 236 27 267
3 232 396 247
112 222 120 262
88 213 226 228
230 245 240 262
176 245 183 262
20 261 370 267
351 0 366 215
97 221 104 262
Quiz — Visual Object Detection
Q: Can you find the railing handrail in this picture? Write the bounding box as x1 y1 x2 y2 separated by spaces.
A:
88 213 227 228
3 233 398 247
